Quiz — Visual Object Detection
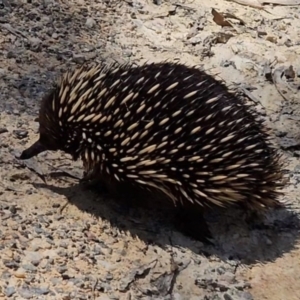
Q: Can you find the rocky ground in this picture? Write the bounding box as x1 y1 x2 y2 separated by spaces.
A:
1 0 300 299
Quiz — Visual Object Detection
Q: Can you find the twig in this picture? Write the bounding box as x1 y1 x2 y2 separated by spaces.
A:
174 3 196 12
59 200 70 214
0 23 29 40
45 162 82 181
92 278 98 300
238 86 263 106
272 67 290 102
17 159 46 183
167 237 191 297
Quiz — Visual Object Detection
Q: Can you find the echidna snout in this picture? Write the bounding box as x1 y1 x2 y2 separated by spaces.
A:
19 90 78 160
19 125 62 160
19 139 48 160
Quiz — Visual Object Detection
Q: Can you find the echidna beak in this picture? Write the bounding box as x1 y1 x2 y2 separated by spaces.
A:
18 140 47 160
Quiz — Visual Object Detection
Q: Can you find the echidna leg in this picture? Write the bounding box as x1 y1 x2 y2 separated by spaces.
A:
173 203 214 245
79 169 109 193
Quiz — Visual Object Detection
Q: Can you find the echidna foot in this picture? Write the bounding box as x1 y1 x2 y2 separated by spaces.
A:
174 207 214 245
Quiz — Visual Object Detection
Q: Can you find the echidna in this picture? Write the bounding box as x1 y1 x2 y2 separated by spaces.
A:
18 61 286 241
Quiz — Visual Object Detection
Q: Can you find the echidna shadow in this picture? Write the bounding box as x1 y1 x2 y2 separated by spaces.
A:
33 179 299 266
20 61 300 265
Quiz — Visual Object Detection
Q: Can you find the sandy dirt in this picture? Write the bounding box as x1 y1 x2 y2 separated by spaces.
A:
0 0 300 299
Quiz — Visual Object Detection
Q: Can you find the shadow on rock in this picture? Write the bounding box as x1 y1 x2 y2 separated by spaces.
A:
33 178 300 266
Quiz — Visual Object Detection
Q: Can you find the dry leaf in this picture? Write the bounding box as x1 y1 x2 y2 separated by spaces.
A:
212 9 233 27
212 9 246 29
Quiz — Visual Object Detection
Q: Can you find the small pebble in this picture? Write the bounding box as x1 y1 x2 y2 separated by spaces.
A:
34 286 50 295
240 291 254 300
106 273 114 280
18 287 34 299
22 264 37 272
30 37 42 51
57 266 68 274
5 286 16 297
13 129 28 139
223 293 234 300
86 17 96 28
0 127 8 134
3 260 19 269
72 54 86 64
7 51 17 59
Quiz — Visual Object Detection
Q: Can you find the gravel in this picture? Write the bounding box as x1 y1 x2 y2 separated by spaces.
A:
0 0 300 299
